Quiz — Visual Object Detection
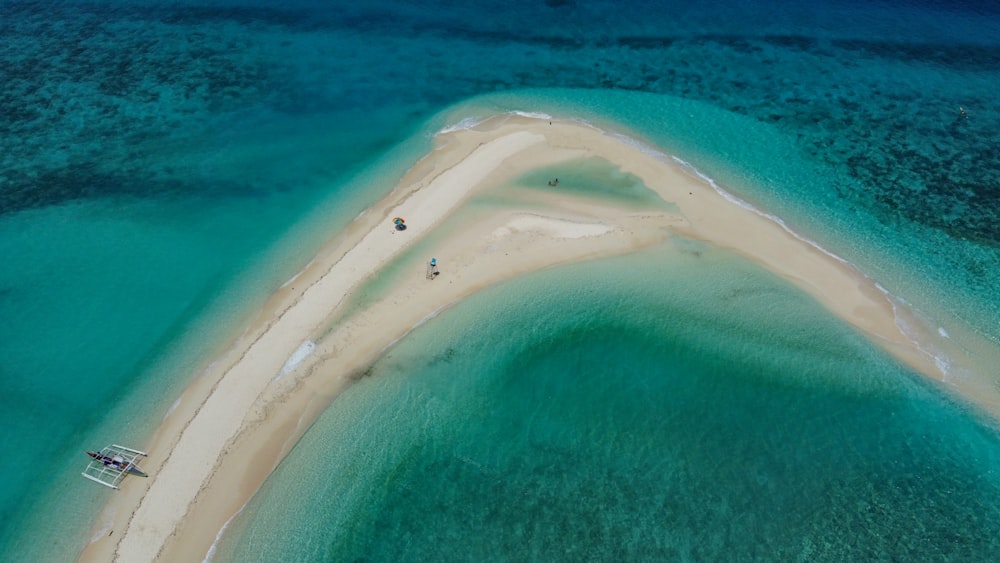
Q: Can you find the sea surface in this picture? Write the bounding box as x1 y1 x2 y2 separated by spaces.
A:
1 0 999 561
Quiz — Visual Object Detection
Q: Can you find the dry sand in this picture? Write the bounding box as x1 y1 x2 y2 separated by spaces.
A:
77 114 1000 562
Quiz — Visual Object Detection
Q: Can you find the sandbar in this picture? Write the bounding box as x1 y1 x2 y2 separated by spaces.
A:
77 114 1000 562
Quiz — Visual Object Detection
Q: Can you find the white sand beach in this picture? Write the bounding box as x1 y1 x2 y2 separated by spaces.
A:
77 114 1000 562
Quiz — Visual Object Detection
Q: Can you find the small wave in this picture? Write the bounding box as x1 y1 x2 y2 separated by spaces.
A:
279 269 304 289
199 358 220 380
439 116 487 134
162 397 182 422
607 131 672 161
413 306 446 330
886 287 952 378
202 505 245 563
441 111 555 135
88 508 116 543
376 307 448 356
934 354 952 378
276 340 315 380
938 326 950 338
510 110 554 120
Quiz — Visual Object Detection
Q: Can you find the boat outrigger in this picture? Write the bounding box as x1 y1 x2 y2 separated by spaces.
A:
82 444 148 489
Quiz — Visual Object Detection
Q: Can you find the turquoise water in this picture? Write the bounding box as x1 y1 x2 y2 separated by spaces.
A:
213 246 1000 560
514 156 673 211
2 0 1000 560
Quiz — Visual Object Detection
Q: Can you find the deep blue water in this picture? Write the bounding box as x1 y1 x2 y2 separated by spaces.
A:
1 0 999 560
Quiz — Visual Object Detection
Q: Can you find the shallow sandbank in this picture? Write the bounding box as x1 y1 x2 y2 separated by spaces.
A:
79 113 1000 563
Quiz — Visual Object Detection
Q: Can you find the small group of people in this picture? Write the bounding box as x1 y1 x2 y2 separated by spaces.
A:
547 178 559 187
427 257 440 280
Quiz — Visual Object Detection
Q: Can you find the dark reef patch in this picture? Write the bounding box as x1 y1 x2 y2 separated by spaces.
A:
0 1 296 214
833 39 1000 73
2 0 999 256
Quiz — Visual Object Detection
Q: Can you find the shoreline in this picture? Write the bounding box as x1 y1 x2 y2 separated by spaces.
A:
78 114 1000 562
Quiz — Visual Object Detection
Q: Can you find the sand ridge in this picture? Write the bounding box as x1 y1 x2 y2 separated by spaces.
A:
78 114 1000 563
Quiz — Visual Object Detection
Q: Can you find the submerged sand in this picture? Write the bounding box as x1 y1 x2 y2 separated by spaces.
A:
78 114 1000 562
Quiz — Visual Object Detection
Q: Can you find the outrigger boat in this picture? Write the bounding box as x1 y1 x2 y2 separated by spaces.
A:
82 444 148 489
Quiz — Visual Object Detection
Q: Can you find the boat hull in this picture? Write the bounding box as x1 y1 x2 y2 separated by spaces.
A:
86 451 147 476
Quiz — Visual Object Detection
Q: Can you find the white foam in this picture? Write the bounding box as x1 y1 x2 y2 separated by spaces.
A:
276 340 315 380
510 110 554 120
886 285 953 378
279 268 304 289
938 326 950 338
439 116 487 134
199 358 220 379
413 306 446 330
440 111 555 136
162 397 182 422
202 505 245 563
607 131 672 161
934 354 952 377
88 508 116 543
376 306 448 356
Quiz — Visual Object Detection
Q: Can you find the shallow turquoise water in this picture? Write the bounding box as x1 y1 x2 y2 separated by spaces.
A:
213 245 1000 561
514 156 672 211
